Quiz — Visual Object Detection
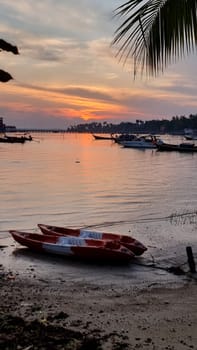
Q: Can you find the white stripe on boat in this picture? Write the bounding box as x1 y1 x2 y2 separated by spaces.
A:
79 230 103 239
43 243 73 255
57 236 86 246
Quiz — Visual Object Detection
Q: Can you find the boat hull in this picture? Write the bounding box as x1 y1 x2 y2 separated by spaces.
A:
120 141 156 149
156 142 197 152
93 134 114 140
0 136 26 143
119 135 159 149
38 224 147 256
9 230 134 263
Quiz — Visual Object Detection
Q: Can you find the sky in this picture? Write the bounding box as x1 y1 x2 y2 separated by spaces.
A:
1 0 197 129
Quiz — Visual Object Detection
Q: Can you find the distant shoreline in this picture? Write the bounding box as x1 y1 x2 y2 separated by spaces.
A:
3 130 187 135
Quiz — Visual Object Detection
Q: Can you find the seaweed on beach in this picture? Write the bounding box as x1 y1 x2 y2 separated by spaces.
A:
0 314 102 350
0 312 131 350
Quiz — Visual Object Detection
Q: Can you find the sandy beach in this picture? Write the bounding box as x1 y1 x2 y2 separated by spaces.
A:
1 235 197 350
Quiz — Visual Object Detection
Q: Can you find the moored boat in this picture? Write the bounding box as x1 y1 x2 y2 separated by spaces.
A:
9 230 134 263
120 138 156 149
0 135 26 143
113 133 137 144
38 224 147 256
119 135 160 149
93 134 114 140
184 129 197 140
184 135 197 141
21 133 33 141
156 142 197 152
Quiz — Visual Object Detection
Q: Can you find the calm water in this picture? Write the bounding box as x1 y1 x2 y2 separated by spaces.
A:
1 133 197 263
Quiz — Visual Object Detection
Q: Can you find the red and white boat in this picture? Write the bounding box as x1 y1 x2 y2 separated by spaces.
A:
9 230 134 263
38 224 147 256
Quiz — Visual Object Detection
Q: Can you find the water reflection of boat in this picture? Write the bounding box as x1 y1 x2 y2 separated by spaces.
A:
156 142 197 152
9 230 134 263
38 224 147 256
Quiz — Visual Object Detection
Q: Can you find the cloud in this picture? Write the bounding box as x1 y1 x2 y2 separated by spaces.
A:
0 0 197 128
20 37 82 62
13 81 115 102
0 108 79 129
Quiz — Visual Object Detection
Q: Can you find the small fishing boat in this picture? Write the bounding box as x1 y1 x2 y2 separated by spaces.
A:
9 230 134 263
0 135 26 143
184 129 197 140
21 133 33 141
38 224 147 256
156 142 197 152
119 135 159 149
113 133 137 144
184 135 197 141
93 134 114 140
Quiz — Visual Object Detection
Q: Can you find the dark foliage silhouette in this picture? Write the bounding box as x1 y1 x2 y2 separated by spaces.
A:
0 39 19 82
0 69 13 82
0 39 19 55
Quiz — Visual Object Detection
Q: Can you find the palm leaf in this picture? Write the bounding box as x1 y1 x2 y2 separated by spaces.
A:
112 0 197 76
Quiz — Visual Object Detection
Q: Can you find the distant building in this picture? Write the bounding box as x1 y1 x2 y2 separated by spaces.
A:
0 117 16 132
0 117 6 132
5 125 17 132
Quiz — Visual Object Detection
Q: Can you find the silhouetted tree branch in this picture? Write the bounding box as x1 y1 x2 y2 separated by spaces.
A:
0 39 19 55
0 69 13 82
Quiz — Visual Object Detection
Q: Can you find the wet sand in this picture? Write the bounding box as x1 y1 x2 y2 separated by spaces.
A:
1 235 197 349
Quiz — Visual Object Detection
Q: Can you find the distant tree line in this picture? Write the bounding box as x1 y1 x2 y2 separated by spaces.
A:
66 114 197 135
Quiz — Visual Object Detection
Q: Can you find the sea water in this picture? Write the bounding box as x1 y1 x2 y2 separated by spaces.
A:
0 132 197 283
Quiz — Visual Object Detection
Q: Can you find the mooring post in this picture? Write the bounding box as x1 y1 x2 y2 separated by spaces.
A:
186 246 196 273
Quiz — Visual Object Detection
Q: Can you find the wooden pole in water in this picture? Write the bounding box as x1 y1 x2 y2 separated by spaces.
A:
186 246 196 273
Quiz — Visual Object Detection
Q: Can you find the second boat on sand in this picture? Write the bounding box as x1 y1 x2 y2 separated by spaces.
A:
38 224 147 256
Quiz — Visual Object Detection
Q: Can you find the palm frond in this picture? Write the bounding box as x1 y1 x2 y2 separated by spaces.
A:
112 0 197 76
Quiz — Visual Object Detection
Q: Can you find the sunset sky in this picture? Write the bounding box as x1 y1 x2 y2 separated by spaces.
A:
1 0 197 129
